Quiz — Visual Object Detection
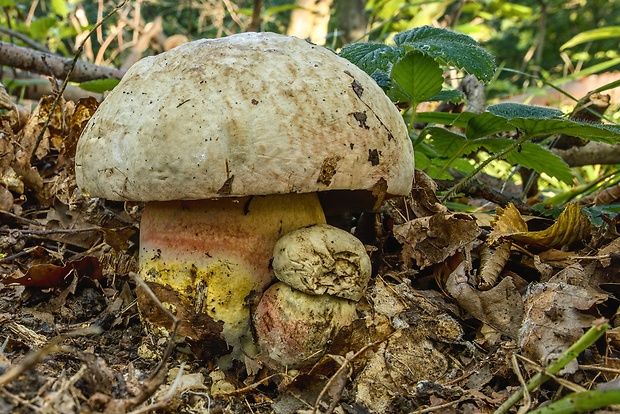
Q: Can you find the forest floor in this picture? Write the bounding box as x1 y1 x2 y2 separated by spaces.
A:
1 92 619 414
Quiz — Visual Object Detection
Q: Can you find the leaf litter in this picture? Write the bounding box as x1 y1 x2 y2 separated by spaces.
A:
0 94 619 413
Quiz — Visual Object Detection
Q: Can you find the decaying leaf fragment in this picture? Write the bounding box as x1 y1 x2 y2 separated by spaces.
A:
519 281 607 374
478 241 512 290
445 259 524 339
394 211 481 268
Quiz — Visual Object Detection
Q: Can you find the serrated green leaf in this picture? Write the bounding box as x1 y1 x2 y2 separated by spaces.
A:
393 25 496 83
509 118 620 144
487 103 564 119
370 69 391 89
480 138 573 184
466 111 513 140
391 51 443 107
339 43 404 78
79 78 120 93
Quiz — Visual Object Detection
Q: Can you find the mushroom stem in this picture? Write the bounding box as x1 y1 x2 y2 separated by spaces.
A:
138 192 326 358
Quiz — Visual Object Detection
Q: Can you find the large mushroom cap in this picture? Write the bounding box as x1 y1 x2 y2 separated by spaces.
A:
75 32 414 201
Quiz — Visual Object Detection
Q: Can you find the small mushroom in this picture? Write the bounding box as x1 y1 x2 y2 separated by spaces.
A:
253 282 357 368
254 224 370 367
272 223 372 301
75 32 414 362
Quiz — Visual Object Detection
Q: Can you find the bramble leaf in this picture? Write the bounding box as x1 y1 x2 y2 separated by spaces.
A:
339 42 404 78
394 26 497 83
391 52 443 107
479 139 573 184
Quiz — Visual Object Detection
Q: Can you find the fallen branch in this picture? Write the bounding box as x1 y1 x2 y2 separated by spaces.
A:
553 142 620 167
0 41 125 83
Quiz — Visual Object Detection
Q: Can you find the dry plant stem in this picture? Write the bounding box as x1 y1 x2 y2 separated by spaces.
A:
512 354 531 414
220 373 286 397
0 326 101 387
249 0 263 31
29 0 129 164
494 322 610 414
113 272 181 411
0 226 101 235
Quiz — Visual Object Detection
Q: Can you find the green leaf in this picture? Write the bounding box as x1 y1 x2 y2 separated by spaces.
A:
485 103 620 143
79 79 120 93
391 51 443 107
339 43 404 78
561 26 620 50
466 112 513 140
52 0 69 18
480 139 573 184
393 26 496 83
425 127 466 157
487 103 564 119
508 118 620 144
428 89 464 103
28 17 58 40
528 390 620 414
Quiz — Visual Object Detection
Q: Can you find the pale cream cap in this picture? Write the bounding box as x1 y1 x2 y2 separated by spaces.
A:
75 32 414 201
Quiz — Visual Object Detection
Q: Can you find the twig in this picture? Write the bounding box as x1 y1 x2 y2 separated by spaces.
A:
0 226 101 235
126 362 187 414
0 24 51 53
220 373 286 396
249 0 262 32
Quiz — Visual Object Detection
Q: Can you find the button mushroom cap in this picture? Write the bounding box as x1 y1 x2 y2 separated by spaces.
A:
253 282 357 368
273 224 372 301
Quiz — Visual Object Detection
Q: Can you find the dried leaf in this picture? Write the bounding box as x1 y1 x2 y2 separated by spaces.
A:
445 259 524 339
488 203 527 244
394 212 481 268
519 282 607 374
478 241 512 290
5 256 102 288
513 203 591 248
100 227 136 251
490 203 591 249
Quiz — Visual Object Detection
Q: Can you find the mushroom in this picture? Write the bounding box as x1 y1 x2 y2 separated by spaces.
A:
74 32 414 361
253 282 357 368
272 223 372 301
254 224 370 367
